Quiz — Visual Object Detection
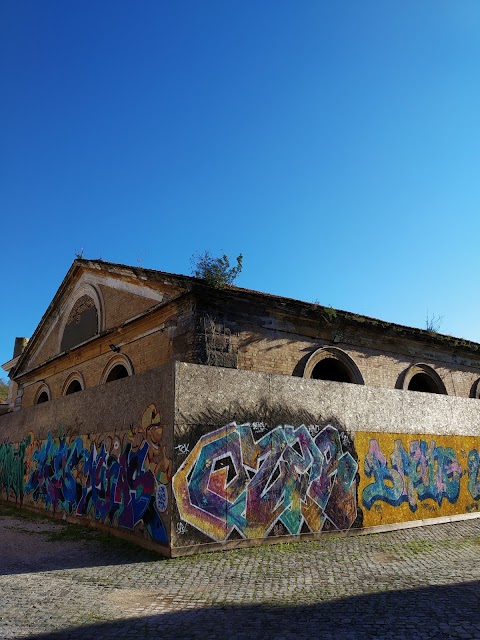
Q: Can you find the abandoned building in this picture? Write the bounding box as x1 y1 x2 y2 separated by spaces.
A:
1 258 480 556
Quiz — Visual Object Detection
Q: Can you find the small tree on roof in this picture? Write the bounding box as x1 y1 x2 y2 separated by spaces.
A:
191 251 243 288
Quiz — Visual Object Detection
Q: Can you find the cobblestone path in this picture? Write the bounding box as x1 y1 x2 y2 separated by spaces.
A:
1 507 479 639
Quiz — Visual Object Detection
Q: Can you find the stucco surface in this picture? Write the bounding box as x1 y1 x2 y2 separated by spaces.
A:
0 363 175 442
174 362 480 436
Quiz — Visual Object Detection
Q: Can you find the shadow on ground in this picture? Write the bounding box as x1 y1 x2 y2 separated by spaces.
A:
0 510 163 576
23 580 480 640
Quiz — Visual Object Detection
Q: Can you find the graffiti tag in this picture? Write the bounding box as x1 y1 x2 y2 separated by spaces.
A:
175 443 190 456
176 521 188 535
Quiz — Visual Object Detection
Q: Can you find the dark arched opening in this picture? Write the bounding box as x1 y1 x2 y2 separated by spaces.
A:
105 364 129 383
65 380 82 395
470 379 480 399
36 391 49 404
408 373 441 394
311 358 353 383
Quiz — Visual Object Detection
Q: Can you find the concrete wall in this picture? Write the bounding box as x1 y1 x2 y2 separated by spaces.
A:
0 364 175 554
3 360 480 558
171 363 480 555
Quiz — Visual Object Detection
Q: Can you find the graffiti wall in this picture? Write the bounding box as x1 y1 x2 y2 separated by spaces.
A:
357 432 480 527
172 421 480 547
3 389 480 553
0 404 172 545
172 421 359 543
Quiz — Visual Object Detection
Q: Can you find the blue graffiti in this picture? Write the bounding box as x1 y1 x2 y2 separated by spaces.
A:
26 432 167 543
363 438 463 511
26 433 86 513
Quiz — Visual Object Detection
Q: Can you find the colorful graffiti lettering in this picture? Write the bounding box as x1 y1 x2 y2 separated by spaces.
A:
22 404 170 544
77 440 167 542
26 433 86 513
363 438 463 511
0 436 31 504
172 422 358 542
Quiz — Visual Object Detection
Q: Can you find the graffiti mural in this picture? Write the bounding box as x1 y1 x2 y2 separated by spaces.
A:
27 433 87 513
363 438 462 510
357 432 480 527
172 422 358 542
0 436 31 504
0 404 173 545
75 437 166 542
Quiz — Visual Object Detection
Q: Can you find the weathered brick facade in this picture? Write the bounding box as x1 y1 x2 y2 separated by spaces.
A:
5 257 480 411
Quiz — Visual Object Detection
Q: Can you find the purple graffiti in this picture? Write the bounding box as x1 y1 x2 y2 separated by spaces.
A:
173 423 358 542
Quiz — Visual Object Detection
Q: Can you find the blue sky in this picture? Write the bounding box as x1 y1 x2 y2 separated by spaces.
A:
2 1 480 371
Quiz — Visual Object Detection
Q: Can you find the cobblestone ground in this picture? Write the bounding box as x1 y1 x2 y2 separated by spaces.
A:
0 507 479 640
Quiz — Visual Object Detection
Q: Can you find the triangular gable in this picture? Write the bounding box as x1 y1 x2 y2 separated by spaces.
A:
13 259 194 378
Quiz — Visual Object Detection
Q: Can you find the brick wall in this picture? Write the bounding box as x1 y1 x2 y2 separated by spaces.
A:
99 284 160 328
194 293 480 399
235 331 480 397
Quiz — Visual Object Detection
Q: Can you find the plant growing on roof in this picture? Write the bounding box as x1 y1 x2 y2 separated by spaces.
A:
191 251 243 288
425 312 444 333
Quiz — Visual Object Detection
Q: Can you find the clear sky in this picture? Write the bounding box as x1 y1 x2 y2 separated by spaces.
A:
2 1 480 371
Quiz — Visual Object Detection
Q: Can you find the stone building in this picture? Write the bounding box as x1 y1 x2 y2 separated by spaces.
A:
6 258 480 410
1 258 480 557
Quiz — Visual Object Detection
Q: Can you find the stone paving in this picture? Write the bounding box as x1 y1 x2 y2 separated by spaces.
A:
0 506 479 639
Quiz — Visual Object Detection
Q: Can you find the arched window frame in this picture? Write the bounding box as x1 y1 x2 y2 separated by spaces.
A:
62 371 85 396
303 346 365 385
58 282 105 353
34 383 51 405
470 379 480 399
397 363 447 395
101 354 134 384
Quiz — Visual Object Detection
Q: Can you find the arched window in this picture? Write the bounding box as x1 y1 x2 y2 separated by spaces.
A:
303 347 364 385
62 373 85 396
61 295 99 352
65 380 82 395
311 358 352 383
106 364 129 382
470 379 480 399
35 383 51 404
398 364 447 395
37 391 49 404
101 355 134 384
58 282 104 354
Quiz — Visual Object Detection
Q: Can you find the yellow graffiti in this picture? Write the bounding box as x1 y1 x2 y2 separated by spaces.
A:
357 432 480 527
